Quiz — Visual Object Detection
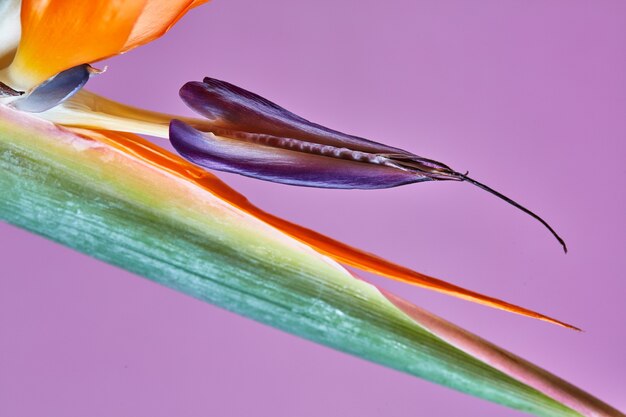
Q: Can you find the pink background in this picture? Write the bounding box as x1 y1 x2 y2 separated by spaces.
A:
1 1 625 415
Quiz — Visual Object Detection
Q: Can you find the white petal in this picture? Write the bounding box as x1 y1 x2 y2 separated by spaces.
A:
0 0 21 70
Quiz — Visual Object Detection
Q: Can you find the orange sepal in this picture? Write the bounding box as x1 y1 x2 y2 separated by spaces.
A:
74 127 578 330
6 0 209 89
8 0 146 88
122 0 210 53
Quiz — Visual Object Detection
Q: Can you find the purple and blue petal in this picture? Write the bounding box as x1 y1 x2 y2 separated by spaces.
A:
179 77 411 155
12 64 94 113
169 76 567 251
170 77 460 189
169 120 426 189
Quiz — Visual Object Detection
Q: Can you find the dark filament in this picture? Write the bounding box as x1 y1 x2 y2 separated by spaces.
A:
393 158 567 252
198 126 567 252
454 172 567 253
179 77 567 252
0 81 22 97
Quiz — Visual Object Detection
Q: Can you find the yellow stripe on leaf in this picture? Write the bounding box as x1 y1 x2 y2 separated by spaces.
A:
78 127 578 330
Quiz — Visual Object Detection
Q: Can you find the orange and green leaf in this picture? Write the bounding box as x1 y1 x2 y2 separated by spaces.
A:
86 126 577 330
2 104 620 416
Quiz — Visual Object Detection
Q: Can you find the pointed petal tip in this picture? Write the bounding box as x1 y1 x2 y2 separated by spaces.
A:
539 315 580 331
122 1 212 52
9 0 212 89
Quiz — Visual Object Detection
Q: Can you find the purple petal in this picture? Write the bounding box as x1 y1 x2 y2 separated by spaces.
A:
180 77 411 155
172 77 567 251
169 120 427 189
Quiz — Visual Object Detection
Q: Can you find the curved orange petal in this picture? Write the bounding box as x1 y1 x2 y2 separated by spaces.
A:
75 127 577 330
122 0 210 52
5 0 209 89
7 0 146 89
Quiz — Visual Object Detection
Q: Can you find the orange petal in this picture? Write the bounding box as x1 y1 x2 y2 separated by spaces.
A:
7 0 146 89
6 0 209 89
122 0 210 52
76 127 577 330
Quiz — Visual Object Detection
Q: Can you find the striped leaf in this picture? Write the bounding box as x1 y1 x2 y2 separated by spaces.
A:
0 105 620 417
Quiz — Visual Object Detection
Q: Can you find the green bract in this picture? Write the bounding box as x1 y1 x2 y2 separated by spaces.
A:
0 106 621 417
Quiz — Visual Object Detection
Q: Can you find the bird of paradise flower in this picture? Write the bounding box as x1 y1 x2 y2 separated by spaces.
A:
0 1 622 416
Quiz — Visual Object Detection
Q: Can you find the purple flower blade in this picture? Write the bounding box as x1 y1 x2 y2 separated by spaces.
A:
172 77 567 251
169 120 426 189
180 77 411 155
173 77 459 189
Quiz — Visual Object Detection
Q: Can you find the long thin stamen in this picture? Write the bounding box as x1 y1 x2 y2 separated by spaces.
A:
453 172 567 253
374 155 567 252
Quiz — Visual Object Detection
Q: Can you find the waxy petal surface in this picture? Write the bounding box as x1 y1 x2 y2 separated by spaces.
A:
169 119 426 189
6 0 145 89
175 78 462 189
181 78 411 155
4 0 208 89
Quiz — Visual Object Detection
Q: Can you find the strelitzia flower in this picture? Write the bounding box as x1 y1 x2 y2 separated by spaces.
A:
0 1 621 416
